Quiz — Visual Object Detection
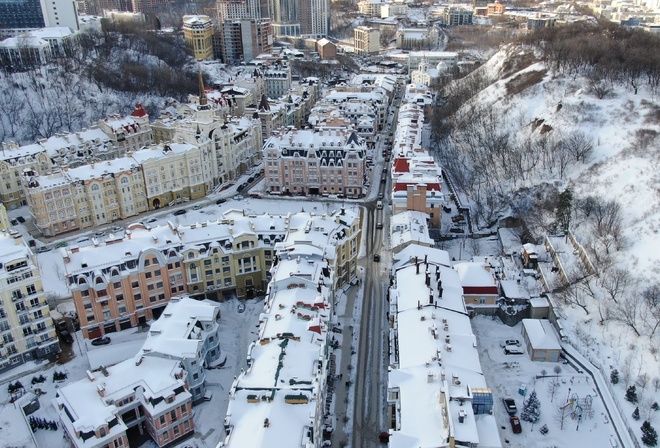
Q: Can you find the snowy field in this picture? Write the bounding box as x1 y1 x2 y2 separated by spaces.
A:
473 316 619 448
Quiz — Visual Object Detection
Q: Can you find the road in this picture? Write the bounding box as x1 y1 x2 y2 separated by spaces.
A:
350 77 405 447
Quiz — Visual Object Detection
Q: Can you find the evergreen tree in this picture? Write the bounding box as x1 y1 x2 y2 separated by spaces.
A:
626 385 639 403
556 188 573 234
633 407 640 420
652 402 659 412
611 369 620 384
642 420 658 447
521 390 541 423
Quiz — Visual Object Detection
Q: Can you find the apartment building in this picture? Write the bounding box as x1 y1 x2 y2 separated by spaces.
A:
183 15 215 60
0 142 51 209
139 296 222 401
387 247 500 447
396 27 440 50
0 0 78 35
0 205 59 374
443 7 473 25
64 208 360 338
55 356 194 448
354 25 380 55
22 156 148 236
358 0 383 17
263 126 367 198
221 241 335 447
220 18 272 65
96 103 153 154
132 142 215 210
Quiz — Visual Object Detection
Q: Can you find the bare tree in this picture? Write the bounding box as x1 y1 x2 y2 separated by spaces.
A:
652 377 660 393
557 283 590 314
554 400 571 430
637 373 650 397
643 284 660 337
563 131 594 163
548 378 561 402
611 292 643 337
599 268 632 304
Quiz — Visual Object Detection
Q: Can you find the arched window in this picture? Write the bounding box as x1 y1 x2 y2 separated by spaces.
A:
91 184 100 191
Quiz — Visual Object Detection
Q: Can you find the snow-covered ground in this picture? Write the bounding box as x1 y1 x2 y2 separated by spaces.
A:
473 316 619 448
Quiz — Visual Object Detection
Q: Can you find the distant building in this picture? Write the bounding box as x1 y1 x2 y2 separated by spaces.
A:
183 15 215 60
96 103 153 154
396 27 440 50
0 0 79 36
354 25 380 55
487 1 505 15
316 37 336 59
443 7 473 26
358 0 383 17
380 2 407 18
220 18 273 65
0 205 60 374
527 15 557 30
300 0 330 37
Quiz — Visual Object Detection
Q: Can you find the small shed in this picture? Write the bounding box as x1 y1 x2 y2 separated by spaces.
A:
520 319 561 362
521 243 538 269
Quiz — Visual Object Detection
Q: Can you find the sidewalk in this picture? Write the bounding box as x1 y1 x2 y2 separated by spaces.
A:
330 280 361 447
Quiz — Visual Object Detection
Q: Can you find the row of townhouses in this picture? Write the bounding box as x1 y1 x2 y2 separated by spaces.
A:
54 296 222 448
64 208 360 340
0 203 60 373
218 209 361 447
387 240 501 447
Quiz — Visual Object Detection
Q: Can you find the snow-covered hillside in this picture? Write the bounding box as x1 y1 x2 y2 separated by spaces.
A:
440 42 660 445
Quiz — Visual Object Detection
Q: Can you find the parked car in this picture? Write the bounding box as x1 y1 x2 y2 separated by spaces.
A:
449 227 465 234
247 176 255 183
192 204 202 210
93 231 105 238
504 346 524 355
237 302 246 313
500 339 521 348
249 193 261 199
503 398 517 415
59 330 74 344
452 215 465 223
237 184 246 192
510 416 522 433
111 226 123 233
173 209 186 216
376 222 383 229
75 237 90 245
36 246 51 253
373 254 381 262
216 198 226 205
10 219 18 226
145 217 158 224
91 337 111 346
16 216 25 223
442 205 452 213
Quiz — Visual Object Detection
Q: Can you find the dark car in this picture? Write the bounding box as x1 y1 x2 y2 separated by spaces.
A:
91 336 111 346
451 215 465 223
376 222 383 229
237 183 247 192
503 398 517 415
510 415 522 433
442 206 452 213
247 176 255 183
59 330 74 344
373 254 381 262
10 219 18 226
28 239 36 247
216 198 227 205
237 302 246 313
16 216 25 223
449 227 465 234
173 209 187 216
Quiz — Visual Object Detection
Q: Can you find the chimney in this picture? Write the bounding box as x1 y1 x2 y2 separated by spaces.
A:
97 384 105 397
86 370 95 382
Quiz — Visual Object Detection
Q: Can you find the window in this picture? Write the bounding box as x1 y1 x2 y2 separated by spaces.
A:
116 294 124 302
27 284 37 295
160 415 166 425
163 431 169 441
103 310 111 320
145 272 152 279
113 282 121 289
170 410 177 421
144 259 150 267
134 293 141 302
132 281 139 288
173 425 180 436
154 269 161 276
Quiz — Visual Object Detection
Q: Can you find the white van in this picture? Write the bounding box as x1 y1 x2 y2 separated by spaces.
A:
377 201 383 210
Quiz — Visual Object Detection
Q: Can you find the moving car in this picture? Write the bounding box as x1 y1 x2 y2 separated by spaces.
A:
216 198 226 205
376 222 383 229
510 415 522 433
373 254 381 262
91 336 111 346
503 398 517 415
173 209 186 216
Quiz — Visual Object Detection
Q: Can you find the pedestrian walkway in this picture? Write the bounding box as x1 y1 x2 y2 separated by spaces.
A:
330 280 361 448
